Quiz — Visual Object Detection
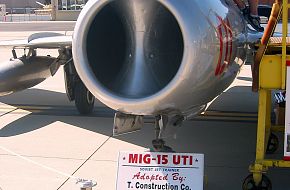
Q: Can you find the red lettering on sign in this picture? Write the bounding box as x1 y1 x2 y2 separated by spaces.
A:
157 154 168 164
181 155 189 165
173 155 181 165
129 154 138 163
128 153 151 164
173 155 193 165
132 172 168 181
143 154 151 164
189 155 193 165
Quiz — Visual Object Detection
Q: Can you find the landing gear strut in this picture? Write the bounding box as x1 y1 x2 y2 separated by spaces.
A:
152 115 183 152
64 60 95 115
75 81 95 115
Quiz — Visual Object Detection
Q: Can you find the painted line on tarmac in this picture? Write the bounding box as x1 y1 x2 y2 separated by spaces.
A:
57 136 111 189
0 105 57 110
0 104 260 122
202 110 258 117
0 108 18 117
193 115 257 123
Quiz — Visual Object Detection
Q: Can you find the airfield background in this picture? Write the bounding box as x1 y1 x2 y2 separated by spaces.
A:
0 0 281 21
0 0 47 9
0 0 277 8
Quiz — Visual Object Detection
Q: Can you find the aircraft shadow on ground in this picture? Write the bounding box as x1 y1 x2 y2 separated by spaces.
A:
207 86 258 113
0 88 115 137
0 88 73 107
237 76 253 82
0 86 259 155
0 86 259 140
1 87 290 189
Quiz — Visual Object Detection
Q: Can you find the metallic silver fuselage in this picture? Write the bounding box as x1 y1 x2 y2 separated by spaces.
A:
73 0 249 116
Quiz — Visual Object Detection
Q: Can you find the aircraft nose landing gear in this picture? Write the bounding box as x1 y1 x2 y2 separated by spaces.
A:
152 139 175 152
151 115 183 152
64 61 95 115
75 81 95 115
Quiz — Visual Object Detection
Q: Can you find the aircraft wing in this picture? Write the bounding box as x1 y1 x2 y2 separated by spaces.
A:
0 32 72 49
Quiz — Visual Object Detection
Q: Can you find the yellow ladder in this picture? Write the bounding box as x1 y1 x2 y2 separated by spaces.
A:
243 0 290 189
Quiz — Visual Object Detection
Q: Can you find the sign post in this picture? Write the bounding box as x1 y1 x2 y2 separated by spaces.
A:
116 151 204 190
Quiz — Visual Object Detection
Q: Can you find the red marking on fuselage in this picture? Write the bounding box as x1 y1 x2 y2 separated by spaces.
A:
215 15 233 76
215 15 225 76
215 23 224 76
226 19 233 66
222 19 229 74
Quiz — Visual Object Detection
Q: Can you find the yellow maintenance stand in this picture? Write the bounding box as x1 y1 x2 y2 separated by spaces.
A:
242 0 290 189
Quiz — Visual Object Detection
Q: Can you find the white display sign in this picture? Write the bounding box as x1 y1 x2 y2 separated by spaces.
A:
0 4 6 16
284 63 290 159
116 151 204 190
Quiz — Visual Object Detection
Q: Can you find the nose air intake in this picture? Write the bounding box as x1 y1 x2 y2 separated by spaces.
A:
85 0 184 99
74 0 247 115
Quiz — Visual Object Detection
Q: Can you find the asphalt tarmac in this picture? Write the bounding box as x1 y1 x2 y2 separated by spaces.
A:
0 22 290 190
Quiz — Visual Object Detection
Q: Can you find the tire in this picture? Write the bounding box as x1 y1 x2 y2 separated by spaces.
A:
242 174 272 190
75 82 95 115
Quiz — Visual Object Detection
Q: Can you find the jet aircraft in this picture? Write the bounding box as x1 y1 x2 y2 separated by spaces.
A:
0 0 270 149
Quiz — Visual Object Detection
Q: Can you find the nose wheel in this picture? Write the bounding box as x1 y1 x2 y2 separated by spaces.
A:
152 139 174 153
151 115 183 152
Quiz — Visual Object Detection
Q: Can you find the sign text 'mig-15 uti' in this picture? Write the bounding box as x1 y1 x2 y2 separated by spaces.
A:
116 151 204 190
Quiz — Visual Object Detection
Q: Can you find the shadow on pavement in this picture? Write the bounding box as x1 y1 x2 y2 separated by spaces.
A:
1 86 290 189
237 76 253 82
0 89 114 137
0 86 258 137
0 88 73 107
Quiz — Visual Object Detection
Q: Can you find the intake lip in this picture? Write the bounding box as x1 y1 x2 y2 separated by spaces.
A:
73 0 190 114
